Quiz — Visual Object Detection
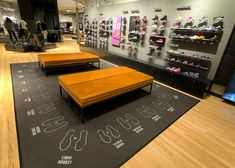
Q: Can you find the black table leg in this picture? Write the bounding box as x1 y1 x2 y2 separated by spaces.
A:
81 108 85 124
149 83 153 94
59 85 62 97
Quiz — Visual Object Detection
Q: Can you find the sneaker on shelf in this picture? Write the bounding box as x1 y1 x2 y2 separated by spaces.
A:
205 26 218 31
188 62 194 66
213 21 224 30
166 67 172 71
196 35 205 40
140 30 145 36
170 58 176 61
208 35 217 41
152 15 159 21
147 48 155 56
172 16 183 28
142 16 147 22
184 16 194 28
174 50 181 54
128 46 133 53
131 36 138 40
149 38 155 43
173 67 181 73
190 35 197 40
151 24 158 31
212 16 224 30
169 67 175 71
176 59 181 63
156 39 164 43
183 72 189 76
150 32 158 36
160 15 167 21
182 60 188 64
197 16 208 28
197 65 207 70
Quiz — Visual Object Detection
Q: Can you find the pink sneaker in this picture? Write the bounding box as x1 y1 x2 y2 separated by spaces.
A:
173 67 181 73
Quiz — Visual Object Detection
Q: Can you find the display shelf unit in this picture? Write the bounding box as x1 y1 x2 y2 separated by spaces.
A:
165 59 209 71
170 28 223 43
84 19 98 48
166 51 212 62
148 18 167 48
166 50 212 78
171 36 219 43
171 28 223 34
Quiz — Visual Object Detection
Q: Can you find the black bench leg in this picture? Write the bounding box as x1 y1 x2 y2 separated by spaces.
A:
69 96 73 107
149 83 153 94
59 85 62 97
81 108 85 124
45 67 48 76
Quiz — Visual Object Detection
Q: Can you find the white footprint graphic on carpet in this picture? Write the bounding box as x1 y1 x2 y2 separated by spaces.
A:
59 129 88 152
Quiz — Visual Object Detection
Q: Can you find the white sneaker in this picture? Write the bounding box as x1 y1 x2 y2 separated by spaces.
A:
190 35 197 40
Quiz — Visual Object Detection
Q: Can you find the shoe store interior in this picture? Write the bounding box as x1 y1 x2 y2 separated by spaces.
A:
0 0 235 167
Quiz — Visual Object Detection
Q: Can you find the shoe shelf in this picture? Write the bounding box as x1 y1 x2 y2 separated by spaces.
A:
99 18 112 38
166 51 212 62
84 19 98 48
165 58 209 71
170 27 223 43
166 50 212 78
171 36 219 43
165 68 200 79
140 16 147 46
149 34 166 38
121 17 127 49
171 28 223 35
148 15 168 55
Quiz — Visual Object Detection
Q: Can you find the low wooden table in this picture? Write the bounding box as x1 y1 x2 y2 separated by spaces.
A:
38 52 100 75
58 66 154 123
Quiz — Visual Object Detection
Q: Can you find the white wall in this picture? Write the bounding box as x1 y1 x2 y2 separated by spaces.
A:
84 0 235 80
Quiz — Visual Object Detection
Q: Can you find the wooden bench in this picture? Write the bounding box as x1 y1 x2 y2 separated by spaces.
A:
58 66 154 123
38 52 100 75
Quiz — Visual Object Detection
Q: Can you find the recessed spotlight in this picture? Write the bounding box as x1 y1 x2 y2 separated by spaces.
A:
67 10 70 12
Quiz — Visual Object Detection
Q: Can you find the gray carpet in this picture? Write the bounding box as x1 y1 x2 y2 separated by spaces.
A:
11 61 199 168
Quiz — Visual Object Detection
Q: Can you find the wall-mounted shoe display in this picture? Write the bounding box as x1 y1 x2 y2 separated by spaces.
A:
140 16 148 46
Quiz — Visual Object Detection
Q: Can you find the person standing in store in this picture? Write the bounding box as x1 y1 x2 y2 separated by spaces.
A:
4 17 18 42
19 19 28 42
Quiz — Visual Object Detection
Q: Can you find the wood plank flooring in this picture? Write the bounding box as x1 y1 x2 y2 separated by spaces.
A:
0 40 234 168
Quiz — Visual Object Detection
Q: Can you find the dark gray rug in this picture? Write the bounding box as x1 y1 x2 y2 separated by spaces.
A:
11 61 199 168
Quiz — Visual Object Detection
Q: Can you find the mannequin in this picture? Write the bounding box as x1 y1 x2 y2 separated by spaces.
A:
19 19 28 42
4 17 18 42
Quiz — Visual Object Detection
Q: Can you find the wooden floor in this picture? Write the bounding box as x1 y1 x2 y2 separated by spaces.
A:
0 40 234 168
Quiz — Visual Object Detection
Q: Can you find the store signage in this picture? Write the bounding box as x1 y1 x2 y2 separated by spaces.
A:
112 16 122 47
